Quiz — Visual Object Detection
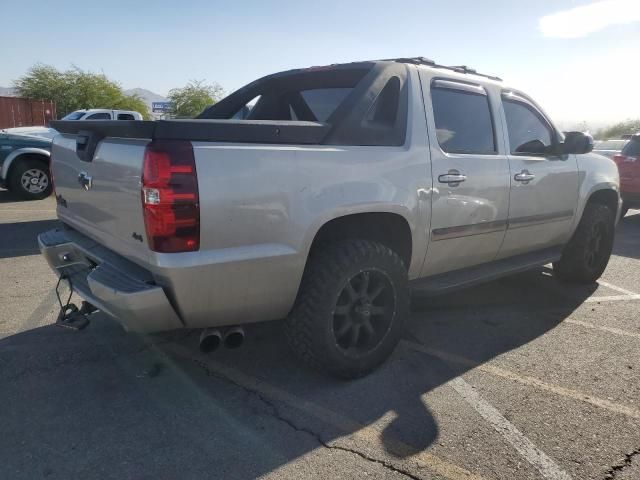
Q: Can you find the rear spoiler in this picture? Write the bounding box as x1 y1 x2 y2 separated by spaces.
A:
50 119 330 145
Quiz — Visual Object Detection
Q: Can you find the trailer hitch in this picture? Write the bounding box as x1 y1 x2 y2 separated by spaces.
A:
54 275 93 330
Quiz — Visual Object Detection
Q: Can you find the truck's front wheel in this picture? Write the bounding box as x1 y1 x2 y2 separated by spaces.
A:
286 240 409 379
553 203 615 284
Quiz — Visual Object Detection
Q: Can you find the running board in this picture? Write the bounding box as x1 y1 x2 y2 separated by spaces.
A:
410 247 563 297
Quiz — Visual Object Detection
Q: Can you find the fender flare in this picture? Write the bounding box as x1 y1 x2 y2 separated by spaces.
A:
571 182 620 235
1 148 50 181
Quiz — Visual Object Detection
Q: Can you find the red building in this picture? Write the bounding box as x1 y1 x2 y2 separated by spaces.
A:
0 96 56 129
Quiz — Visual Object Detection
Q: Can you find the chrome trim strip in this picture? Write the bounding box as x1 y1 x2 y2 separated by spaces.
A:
430 210 574 241
433 79 487 96
507 210 574 229
431 220 507 241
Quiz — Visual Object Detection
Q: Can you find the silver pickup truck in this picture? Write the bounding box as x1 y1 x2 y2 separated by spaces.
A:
40 58 621 378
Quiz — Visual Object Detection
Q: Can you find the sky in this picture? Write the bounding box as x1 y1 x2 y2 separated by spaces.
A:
1 0 639 129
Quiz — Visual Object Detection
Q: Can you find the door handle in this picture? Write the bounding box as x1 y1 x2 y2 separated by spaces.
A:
514 170 535 183
438 170 467 185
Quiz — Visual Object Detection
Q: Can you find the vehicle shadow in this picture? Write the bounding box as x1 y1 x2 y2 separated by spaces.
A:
0 219 60 258
0 267 595 478
0 189 55 203
0 189 18 203
614 211 640 260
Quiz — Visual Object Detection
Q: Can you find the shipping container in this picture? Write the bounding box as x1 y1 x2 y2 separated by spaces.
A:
0 96 57 129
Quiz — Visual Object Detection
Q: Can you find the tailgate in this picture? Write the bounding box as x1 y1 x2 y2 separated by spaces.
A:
50 122 155 266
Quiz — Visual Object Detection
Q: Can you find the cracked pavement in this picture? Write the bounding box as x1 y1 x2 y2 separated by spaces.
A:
1 190 640 479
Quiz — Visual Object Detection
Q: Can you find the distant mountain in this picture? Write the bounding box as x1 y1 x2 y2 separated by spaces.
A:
0 86 17 97
124 88 168 112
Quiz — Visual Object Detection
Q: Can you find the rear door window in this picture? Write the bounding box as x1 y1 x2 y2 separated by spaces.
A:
431 84 496 154
117 113 135 120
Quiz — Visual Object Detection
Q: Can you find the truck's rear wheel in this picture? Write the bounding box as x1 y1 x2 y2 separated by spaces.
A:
286 240 409 379
553 203 615 284
9 158 52 200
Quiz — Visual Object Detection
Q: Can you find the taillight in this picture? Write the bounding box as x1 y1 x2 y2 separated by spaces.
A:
141 140 199 253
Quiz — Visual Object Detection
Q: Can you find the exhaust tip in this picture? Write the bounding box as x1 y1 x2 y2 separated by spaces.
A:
223 327 244 349
199 329 222 353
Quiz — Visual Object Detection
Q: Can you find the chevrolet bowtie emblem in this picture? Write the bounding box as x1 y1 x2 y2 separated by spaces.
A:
78 171 93 191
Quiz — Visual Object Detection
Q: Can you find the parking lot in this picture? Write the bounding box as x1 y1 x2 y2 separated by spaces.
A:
1 190 639 480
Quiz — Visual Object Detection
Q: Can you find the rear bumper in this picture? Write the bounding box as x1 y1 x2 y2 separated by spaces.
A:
38 227 183 333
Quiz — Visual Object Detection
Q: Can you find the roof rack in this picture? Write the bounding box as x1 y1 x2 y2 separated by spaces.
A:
382 57 502 82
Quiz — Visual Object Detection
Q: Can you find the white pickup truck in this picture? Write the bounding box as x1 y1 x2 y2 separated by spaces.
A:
61 109 143 121
40 58 620 378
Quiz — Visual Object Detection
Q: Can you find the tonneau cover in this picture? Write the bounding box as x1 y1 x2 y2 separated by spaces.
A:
50 119 330 145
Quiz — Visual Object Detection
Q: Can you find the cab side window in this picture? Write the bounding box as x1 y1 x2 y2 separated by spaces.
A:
502 99 553 155
117 113 135 120
86 112 111 120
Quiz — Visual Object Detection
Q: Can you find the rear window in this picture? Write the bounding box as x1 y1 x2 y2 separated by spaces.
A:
61 111 85 120
197 63 408 146
202 67 368 123
299 88 352 122
622 138 640 156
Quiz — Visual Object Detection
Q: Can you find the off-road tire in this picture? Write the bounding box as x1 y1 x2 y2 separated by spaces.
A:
553 203 615 284
9 158 52 200
286 239 409 379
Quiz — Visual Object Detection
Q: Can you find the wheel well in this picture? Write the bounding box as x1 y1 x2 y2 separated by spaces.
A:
7 153 49 180
587 189 619 214
310 213 412 268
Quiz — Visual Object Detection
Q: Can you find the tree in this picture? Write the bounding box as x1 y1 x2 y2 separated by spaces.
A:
14 64 150 119
167 80 224 118
594 119 640 140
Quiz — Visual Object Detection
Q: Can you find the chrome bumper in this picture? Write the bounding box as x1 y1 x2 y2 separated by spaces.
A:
38 228 183 333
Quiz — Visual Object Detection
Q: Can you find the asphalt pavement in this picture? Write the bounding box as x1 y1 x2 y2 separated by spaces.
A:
1 189 639 480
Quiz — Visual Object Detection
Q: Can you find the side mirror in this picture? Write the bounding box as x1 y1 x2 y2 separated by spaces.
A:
561 131 594 155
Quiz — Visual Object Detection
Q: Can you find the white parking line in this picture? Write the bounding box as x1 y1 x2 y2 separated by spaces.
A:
597 280 639 297
164 343 485 480
449 377 572 480
565 318 640 339
584 294 640 303
403 342 640 420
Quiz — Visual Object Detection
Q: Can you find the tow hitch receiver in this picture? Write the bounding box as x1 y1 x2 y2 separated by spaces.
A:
55 276 95 330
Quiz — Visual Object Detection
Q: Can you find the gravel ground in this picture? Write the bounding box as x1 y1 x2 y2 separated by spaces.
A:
1 189 638 480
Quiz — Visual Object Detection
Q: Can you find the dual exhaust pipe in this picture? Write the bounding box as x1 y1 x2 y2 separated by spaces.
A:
199 326 244 353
